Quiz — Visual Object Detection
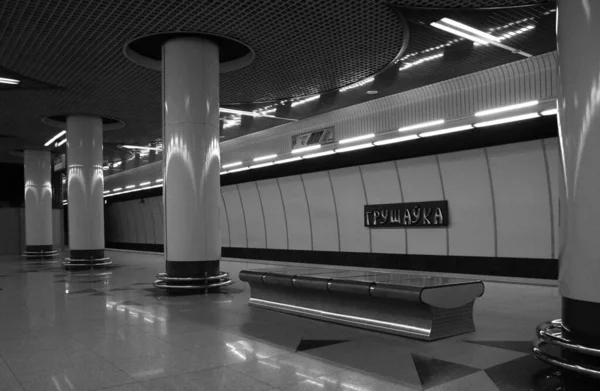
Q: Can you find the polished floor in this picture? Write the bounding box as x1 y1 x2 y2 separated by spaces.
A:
0 251 575 391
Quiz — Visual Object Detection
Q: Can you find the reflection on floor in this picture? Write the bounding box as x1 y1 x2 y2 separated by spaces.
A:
0 252 587 391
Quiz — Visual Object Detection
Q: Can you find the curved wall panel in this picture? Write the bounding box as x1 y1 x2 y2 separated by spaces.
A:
219 193 230 247
256 179 288 250
487 140 552 259
543 138 560 258
396 156 447 255
221 185 247 248
141 200 155 244
131 201 146 244
302 171 339 252
360 161 406 254
329 166 369 253
277 175 312 250
438 149 495 257
237 182 267 248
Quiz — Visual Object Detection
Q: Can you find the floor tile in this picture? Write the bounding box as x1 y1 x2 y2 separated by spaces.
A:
141 367 272 391
411 353 479 389
426 371 500 391
4 347 104 377
282 370 417 391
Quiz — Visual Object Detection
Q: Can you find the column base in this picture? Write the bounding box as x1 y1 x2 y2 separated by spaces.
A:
22 250 58 259
534 319 600 379
63 249 111 268
154 260 232 291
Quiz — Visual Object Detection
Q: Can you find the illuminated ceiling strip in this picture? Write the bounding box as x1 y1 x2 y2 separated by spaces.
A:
398 119 444 133
113 188 122 191
222 161 242 168
56 138 67 147
303 150 336 159
120 145 161 151
338 134 374 144
475 100 539 117
253 154 278 162
220 107 263 117
474 112 540 128
292 144 321 154
440 18 500 42
220 171 229 175
373 135 419 146
275 157 303 165
125 185 135 189
541 108 558 116
155 178 163 183
0 77 20 85
251 162 274 169
339 77 375 92
291 95 320 107
103 190 110 194
335 143 373 153
228 166 250 173
419 124 474 138
139 182 151 186
430 22 489 45
44 130 66 147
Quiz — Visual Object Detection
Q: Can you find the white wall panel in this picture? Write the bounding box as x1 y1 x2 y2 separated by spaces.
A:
219 193 230 247
360 161 406 254
438 149 495 257
396 156 447 255
221 185 247 248
141 200 155 244
278 175 312 250
329 166 370 253
302 171 339 252
131 201 146 244
487 140 552 258
256 179 288 250
149 197 164 245
238 182 267 248
543 138 560 258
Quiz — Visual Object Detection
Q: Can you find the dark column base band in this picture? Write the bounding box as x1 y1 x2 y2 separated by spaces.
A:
26 245 54 252
562 297 600 344
69 249 105 260
166 260 220 278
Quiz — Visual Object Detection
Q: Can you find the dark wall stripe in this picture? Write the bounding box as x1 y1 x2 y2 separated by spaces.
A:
484 147 499 258
541 139 555 259
236 184 249 248
299 174 314 251
105 242 557 280
435 155 450 256
275 178 290 250
220 191 231 247
327 171 341 252
393 160 409 254
357 165 372 253
254 182 268 248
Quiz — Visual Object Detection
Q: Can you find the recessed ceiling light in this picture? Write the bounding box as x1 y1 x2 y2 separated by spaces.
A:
474 112 540 128
398 119 444 133
44 130 66 147
366 90 378 95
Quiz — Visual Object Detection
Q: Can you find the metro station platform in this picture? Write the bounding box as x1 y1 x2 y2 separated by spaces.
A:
0 251 562 391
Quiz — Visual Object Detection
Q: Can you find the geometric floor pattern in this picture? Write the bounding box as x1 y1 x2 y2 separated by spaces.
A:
0 251 592 391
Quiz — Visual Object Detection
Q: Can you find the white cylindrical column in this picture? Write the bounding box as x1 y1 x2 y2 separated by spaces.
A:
24 150 54 255
163 37 221 277
66 115 106 261
557 0 600 342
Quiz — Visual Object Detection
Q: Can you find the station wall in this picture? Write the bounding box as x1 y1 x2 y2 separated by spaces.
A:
105 138 559 279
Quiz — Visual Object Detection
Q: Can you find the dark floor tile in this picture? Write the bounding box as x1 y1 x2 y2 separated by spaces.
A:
485 354 555 390
296 339 349 352
466 340 534 355
412 353 479 389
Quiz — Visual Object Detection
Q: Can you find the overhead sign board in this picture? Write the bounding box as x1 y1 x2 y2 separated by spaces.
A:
364 201 449 228
291 126 335 149
53 154 66 172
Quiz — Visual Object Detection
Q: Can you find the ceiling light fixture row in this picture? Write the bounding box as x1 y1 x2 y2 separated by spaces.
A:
339 77 375 93
91 101 555 201
219 100 552 174
0 77 20 85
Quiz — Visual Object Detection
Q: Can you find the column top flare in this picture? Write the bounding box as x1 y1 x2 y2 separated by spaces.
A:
42 114 125 131
123 32 255 73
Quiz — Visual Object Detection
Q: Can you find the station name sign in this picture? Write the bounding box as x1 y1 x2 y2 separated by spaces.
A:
364 201 449 228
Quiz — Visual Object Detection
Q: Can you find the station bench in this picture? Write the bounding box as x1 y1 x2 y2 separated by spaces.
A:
239 267 485 341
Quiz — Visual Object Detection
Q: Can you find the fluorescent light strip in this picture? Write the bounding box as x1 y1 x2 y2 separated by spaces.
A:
441 18 500 42
155 179 163 183
250 298 429 334
419 124 474 138
338 134 374 144
541 108 558 116
228 166 250 173
373 135 419 146
292 144 321 154
303 150 336 159
139 182 151 186
125 185 135 189
398 119 444 132
251 162 274 169
121 145 161 151
44 130 67 147
223 161 242 169
474 112 540 128
335 143 374 153
339 77 375 92
291 95 320 107
56 138 67 147
430 22 489 45
220 107 261 117
103 190 110 194
113 188 122 192
0 77 20 85
253 154 277 162
475 100 539 117
275 157 303 165
220 171 229 175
